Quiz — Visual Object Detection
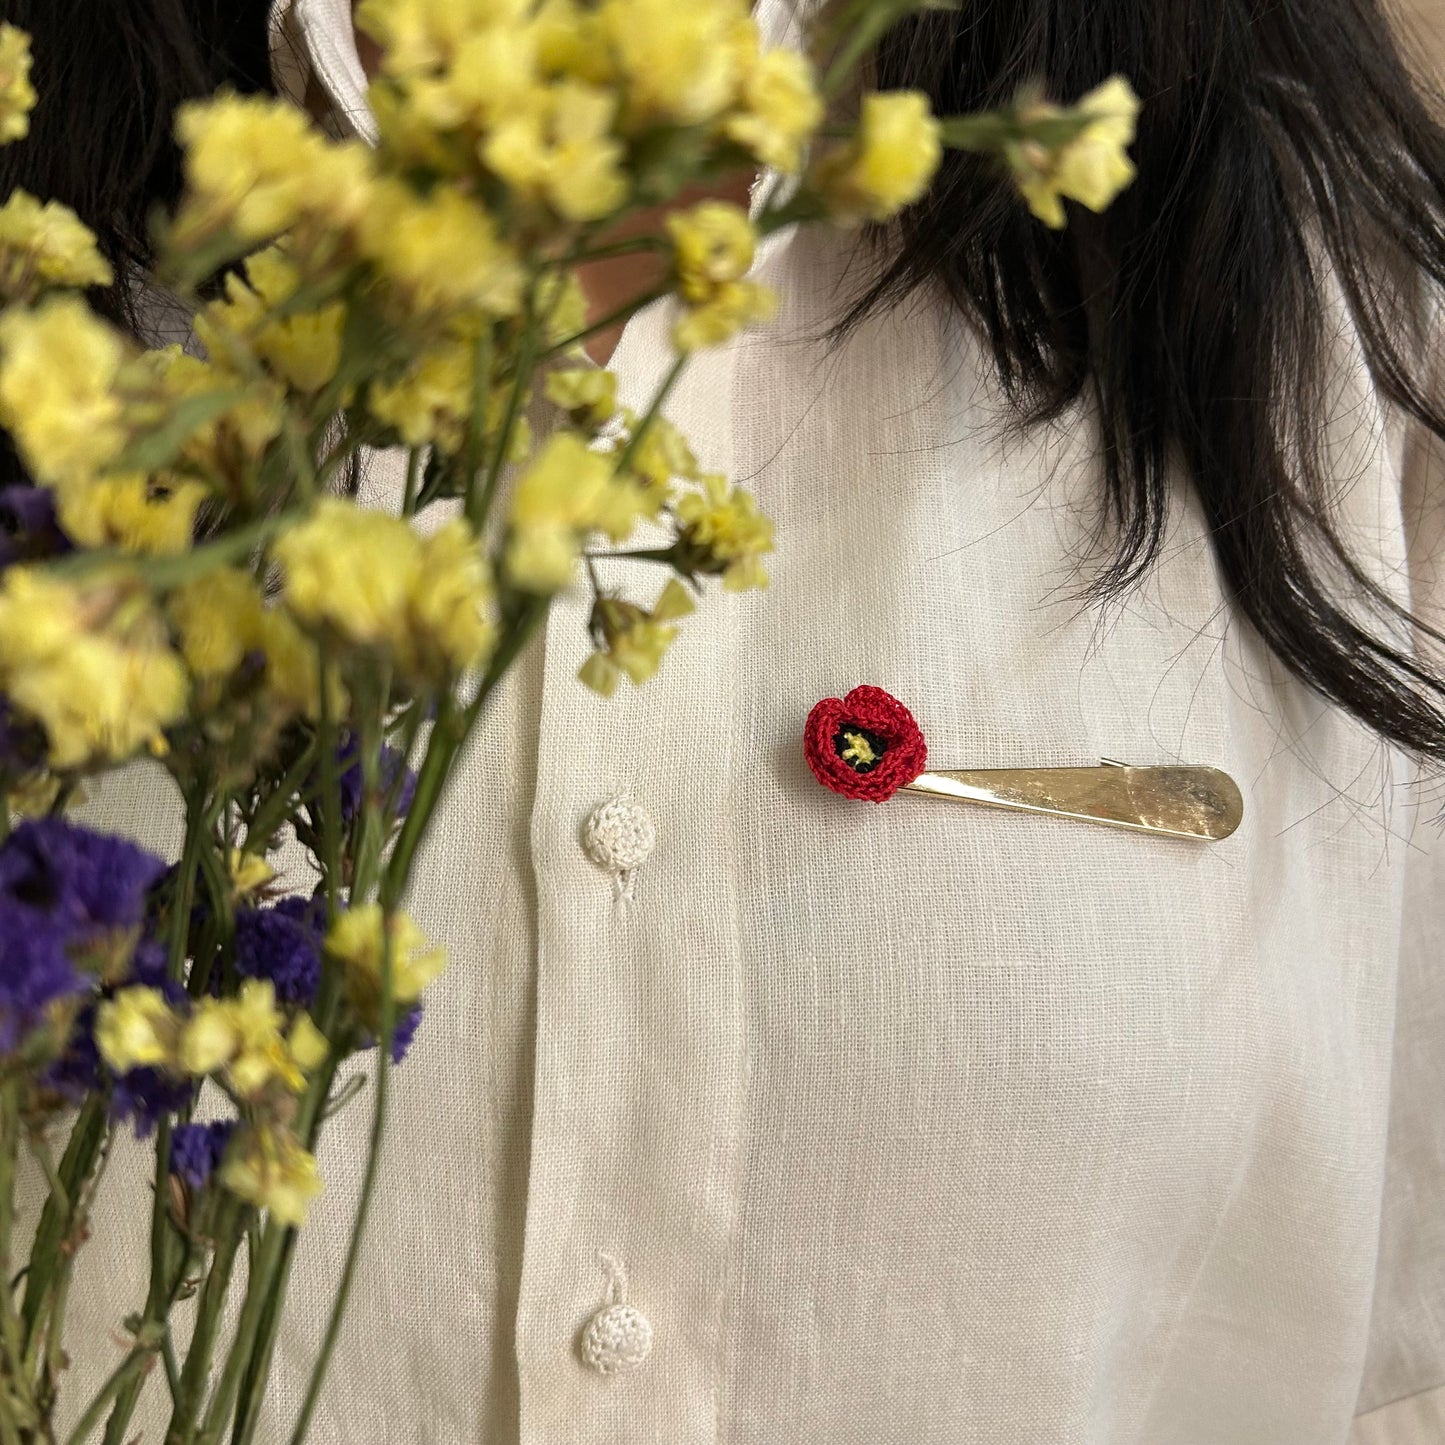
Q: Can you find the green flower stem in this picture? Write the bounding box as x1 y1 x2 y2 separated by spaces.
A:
284 934 396 1445
226 1229 298 1445
21 1096 105 1346
348 669 392 907
192 1224 289 1445
0 1082 29 1400
542 287 667 362
44 509 301 589
119 784 221 1434
315 645 344 922
168 795 210 985
241 736 319 859
379 596 546 914
401 447 423 519
612 356 686 475
461 327 495 531
476 294 537 532
0 1387 22 1445
165 1201 245 1445
103 1113 180 1445
558 234 667 267
68 1339 160 1445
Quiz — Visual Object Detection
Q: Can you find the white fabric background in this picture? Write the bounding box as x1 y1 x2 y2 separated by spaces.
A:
33 3 1445 1441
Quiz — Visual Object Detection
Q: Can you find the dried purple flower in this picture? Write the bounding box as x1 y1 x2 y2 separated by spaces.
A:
0 484 70 568
0 899 85 1054
234 904 322 1005
170 1120 236 1191
0 818 167 936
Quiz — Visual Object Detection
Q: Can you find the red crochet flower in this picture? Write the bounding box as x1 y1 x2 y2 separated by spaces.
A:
804 685 928 803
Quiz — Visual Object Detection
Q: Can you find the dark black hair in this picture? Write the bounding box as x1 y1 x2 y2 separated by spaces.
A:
4 0 1445 762
0 0 272 333
857 0 1445 762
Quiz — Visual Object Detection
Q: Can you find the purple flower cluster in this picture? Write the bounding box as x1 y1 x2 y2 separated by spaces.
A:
335 737 417 826
0 484 70 570
0 819 167 1060
0 817 167 934
234 891 423 1063
235 899 323 1004
170 1119 236 1190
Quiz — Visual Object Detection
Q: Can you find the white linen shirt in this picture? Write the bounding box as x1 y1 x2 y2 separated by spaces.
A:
45 1 1445 1441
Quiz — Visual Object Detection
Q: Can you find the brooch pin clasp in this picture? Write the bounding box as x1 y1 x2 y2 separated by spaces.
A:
804 685 1243 842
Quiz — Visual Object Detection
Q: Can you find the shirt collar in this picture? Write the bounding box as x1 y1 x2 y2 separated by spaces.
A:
268 0 377 143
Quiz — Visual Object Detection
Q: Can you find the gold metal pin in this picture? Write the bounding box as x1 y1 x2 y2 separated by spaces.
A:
901 763 1243 841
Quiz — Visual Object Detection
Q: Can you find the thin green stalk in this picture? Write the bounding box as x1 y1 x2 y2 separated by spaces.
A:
0 1082 28 1394
285 931 396 1445
462 329 495 531
106 788 213 1438
192 1224 289 1445
227 1230 298 1445
21 1097 105 1345
241 737 319 858
68 1340 160 1445
541 287 666 362
401 448 423 519
165 1202 244 1445
477 297 536 528
45 509 300 588
168 797 210 985
612 357 687 475
102 1113 179 1445
347 673 391 905
0 1389 21 1445
314 643 344 922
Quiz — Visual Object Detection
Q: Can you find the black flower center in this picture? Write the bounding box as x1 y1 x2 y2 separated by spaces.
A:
834 725 887 773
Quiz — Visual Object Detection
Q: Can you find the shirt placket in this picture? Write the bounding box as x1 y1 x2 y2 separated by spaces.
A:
514 331 747 1444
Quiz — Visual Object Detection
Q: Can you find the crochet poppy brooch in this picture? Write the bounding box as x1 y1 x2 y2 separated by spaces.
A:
803 684 1245 840
803 684 928 803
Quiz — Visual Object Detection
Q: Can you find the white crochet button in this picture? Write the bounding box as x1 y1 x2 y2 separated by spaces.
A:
580 1301 653 1376
582 796 656 902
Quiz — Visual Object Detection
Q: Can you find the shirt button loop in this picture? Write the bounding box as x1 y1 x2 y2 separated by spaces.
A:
582 796 656 902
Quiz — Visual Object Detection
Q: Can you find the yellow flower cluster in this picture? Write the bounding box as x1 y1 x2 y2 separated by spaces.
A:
275 501 498 680
57 474 207 557
666 201 776 354
814 91 942 225
0 570 188 768
482 80 627 223
325 904 447 1034
172 93 375 254
221 1125 323 1227
578 577 695 697
95 978 327 1100
674 474 774 591
367 326 532 459
505 431 649 592
359 182 523 321
0 191 113 302
168 567 330 721
195 247 345 396
0 295 128 488
1011 77 1140 229
94 980 328 1223
724 24 823 175
0 301 226 555
358 0 824 243
545 366 617 431
0 24 35 145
